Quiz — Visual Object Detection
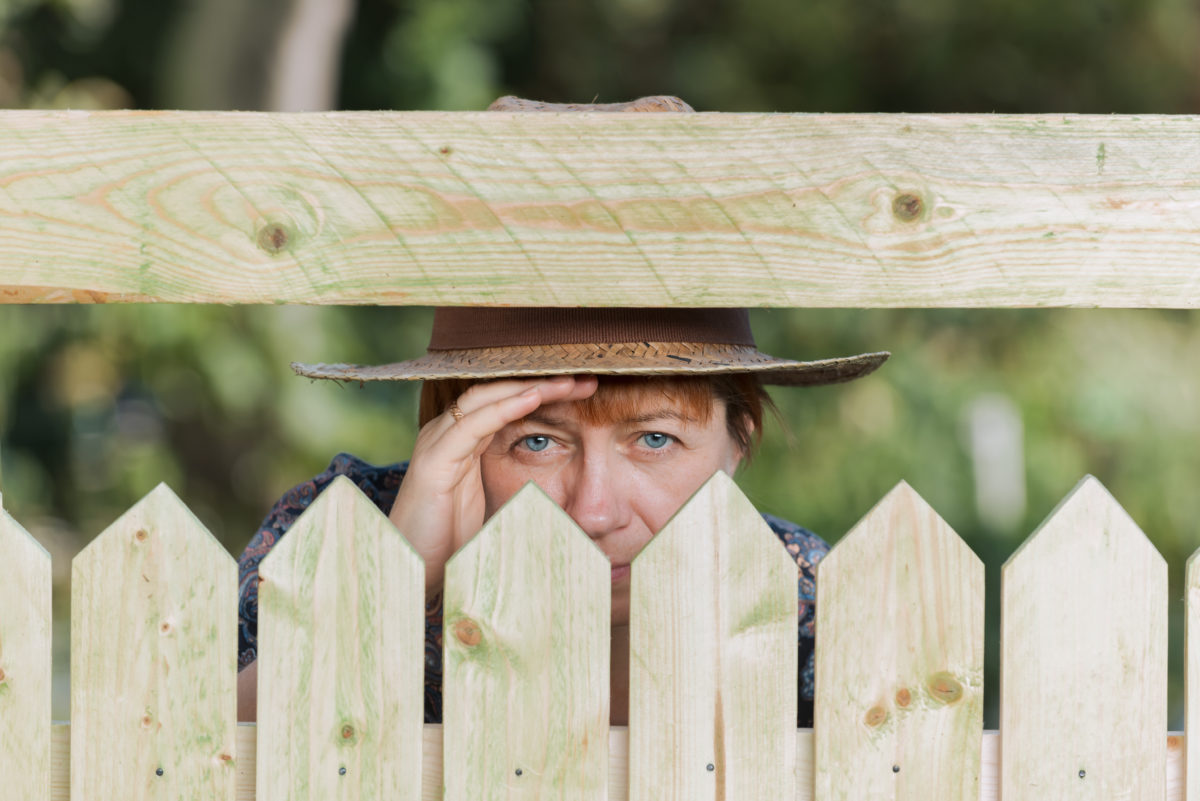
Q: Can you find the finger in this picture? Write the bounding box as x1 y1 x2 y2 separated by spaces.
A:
432 386 545 462
454 377 570 415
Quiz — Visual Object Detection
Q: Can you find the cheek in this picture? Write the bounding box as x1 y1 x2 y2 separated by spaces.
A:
634 442 743 532
479 457 525 519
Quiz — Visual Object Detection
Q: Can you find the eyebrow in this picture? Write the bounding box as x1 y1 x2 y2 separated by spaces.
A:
520 408 700 427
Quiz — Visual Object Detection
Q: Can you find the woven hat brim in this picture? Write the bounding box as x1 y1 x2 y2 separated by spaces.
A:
292 343 889 387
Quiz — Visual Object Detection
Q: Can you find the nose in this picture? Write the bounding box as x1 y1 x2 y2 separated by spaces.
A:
561 451 630 539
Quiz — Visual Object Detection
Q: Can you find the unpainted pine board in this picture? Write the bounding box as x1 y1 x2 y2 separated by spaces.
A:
42 724 1192 800
443 482 610 801
814 482 984 801
0 506 52 801
1188 550 1200 801
70 483 238 800
256 476 424 801
1001 476 1167 801
7 111 1200 308
629 471 797 801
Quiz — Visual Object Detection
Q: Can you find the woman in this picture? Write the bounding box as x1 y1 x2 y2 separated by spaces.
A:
235 307 888 726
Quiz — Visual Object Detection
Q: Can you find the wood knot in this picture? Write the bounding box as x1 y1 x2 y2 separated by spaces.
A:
894 688 911 708
142 714 153 728
219 753 233 763
892 193 923 222
1168 735 1183 750
453 618 482 646
439 145 452 155
256 222 290 254
864 706 887 727
159 622 172 634
0 668 7 682
135 529 149 542
927 672 963 704
341 724 355 740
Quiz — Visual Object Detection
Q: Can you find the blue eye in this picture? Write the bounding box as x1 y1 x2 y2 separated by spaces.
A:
522 435 551 452
640 432 673 449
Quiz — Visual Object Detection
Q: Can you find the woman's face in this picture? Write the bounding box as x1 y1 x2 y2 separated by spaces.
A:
479 386 745 624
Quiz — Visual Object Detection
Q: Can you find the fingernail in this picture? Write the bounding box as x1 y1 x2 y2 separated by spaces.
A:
520 387 539 398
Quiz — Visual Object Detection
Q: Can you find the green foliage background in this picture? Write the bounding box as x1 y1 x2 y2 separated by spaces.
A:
2 0 1199 725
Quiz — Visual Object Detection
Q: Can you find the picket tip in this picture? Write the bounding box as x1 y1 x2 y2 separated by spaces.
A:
445 479 610 579
261 472 424 581
1003 474 1161 573
72 480 227 570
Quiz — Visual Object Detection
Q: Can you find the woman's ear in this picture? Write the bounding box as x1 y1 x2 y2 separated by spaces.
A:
723 417 753 474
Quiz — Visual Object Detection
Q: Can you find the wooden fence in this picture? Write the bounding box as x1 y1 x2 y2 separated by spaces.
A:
0 471 1192 800
4 109 1200 799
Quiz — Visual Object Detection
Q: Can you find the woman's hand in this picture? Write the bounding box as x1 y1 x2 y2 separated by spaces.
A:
388 375 598 596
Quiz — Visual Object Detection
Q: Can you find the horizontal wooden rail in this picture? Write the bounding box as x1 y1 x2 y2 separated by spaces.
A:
43 725 1185 801
4 111 1200 307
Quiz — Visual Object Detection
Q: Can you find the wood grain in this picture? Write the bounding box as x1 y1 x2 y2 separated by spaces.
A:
629 472 797 801
0 505 52 801
69 483 238 800
1001 476 1167 801
255 475 424 801
814 482 984 801
442 482 610 800
4 111 1200 307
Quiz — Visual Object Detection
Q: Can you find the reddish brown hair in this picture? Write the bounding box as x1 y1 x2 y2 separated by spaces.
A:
420 375 771 457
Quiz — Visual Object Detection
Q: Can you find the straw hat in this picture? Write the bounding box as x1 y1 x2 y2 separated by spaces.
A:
292 98 887 387
291 307 888 387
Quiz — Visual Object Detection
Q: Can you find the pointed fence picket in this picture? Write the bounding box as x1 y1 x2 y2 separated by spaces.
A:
1001 476 1168 800
0 473 1194 800
0 499 52 801
256 475 425 801
1188 550 1200 801
69 483 238 800
629 471 797 801
814 482 984 801
443 482 611 800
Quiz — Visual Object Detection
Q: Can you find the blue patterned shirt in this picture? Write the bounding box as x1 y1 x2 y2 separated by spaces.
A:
237 453 829 727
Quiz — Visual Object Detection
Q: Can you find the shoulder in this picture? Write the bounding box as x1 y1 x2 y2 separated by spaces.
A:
760 512 828 603
265 453 407 528
761 512 829 563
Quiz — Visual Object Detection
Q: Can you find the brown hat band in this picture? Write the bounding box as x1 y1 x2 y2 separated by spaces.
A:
428 307 755 350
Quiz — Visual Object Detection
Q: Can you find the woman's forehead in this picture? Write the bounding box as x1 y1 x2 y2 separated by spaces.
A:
536 378 720 427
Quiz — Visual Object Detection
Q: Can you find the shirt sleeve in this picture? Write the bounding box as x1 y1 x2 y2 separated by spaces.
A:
762 512 830 729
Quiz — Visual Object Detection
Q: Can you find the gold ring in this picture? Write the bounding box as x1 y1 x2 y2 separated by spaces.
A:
449 402 465 422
